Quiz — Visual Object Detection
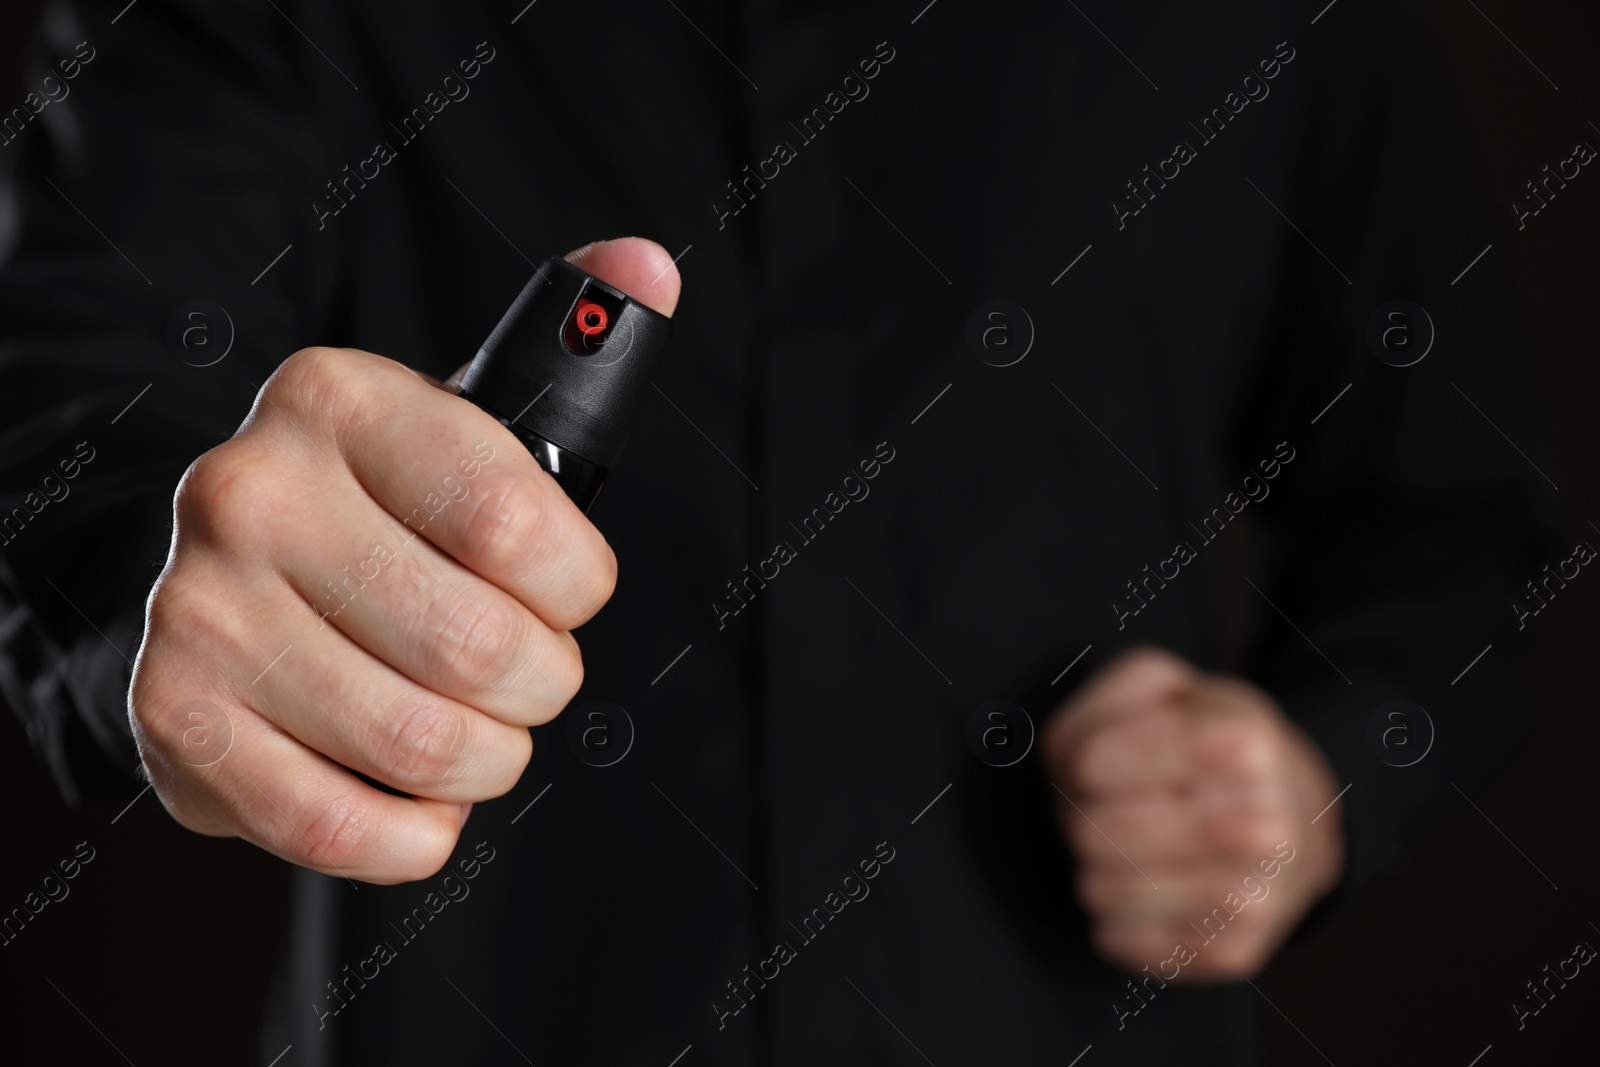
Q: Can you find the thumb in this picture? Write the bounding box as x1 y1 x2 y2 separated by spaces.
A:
440 236 681 390
564 236 681 317
1044 645 1199 754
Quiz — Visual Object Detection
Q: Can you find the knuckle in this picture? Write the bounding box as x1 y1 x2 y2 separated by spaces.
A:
143 567 209 642
1237 733 1279 778
1209 721 1279 780
1224 811 1292 858
296 793 375 871
269 346 348 409
1076 726 1137 787
418 594 519 696
376 700 467 791
130 690 187 759
130 721 181 793
141 578 184 642
175 442 275 546
1122 643 1192 674
455 477 547 576
129 684 218 770
140 570 255 690
263 347 380 449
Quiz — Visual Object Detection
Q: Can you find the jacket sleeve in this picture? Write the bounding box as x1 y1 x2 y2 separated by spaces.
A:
1235 0 1558 910
0 0 340 802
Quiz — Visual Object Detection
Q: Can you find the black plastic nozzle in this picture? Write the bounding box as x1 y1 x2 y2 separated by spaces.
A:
458 257 674 512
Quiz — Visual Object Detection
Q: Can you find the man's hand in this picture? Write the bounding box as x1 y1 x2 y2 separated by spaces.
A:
129 237 680 884
1042 647 1345 980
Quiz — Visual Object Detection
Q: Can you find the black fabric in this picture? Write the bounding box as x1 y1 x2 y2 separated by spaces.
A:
0 1 1554 1064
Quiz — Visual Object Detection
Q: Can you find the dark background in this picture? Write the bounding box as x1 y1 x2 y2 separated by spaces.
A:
2 2 1596 1064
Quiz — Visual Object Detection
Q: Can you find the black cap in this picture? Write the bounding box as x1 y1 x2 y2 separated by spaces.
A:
458 257 673 469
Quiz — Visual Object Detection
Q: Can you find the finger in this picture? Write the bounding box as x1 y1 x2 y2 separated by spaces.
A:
563 236 682 316
1182 677 1286 787
1078 863 1277 922
1198 800 1300 861
247 344 614 633
1062 792 1202 863
1064 785 1299 868
136 689 464 884
1091 915 1278 981
277 347 617 633
1061 644 1198 723
1044 645 1197 769
1090 918 1189 976
441 235 682 390
1056 706 1191 798
272 486 584 726
247 588 533 802
1058 791 1209 866
358 237 681 624
1176 927 1281 981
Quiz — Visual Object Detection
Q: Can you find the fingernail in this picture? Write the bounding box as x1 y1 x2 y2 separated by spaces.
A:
460 803 473 829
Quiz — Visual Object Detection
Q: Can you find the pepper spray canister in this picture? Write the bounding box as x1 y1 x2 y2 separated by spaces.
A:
458 257 674 512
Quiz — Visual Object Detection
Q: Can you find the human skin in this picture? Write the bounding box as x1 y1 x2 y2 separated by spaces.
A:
1043 646 1345 979
129 238 680 884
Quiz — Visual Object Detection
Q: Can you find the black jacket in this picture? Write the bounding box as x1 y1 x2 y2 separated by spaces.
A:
0 1 1553 1063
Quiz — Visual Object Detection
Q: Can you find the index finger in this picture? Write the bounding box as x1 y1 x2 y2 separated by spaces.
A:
1044 646 1198 775
304 350 619 633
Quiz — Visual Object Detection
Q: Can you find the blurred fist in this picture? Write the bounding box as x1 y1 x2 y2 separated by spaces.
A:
1043 647 1344 980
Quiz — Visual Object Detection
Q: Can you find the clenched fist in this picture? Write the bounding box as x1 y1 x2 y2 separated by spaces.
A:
1043 647 1345 980
129 237 680 884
